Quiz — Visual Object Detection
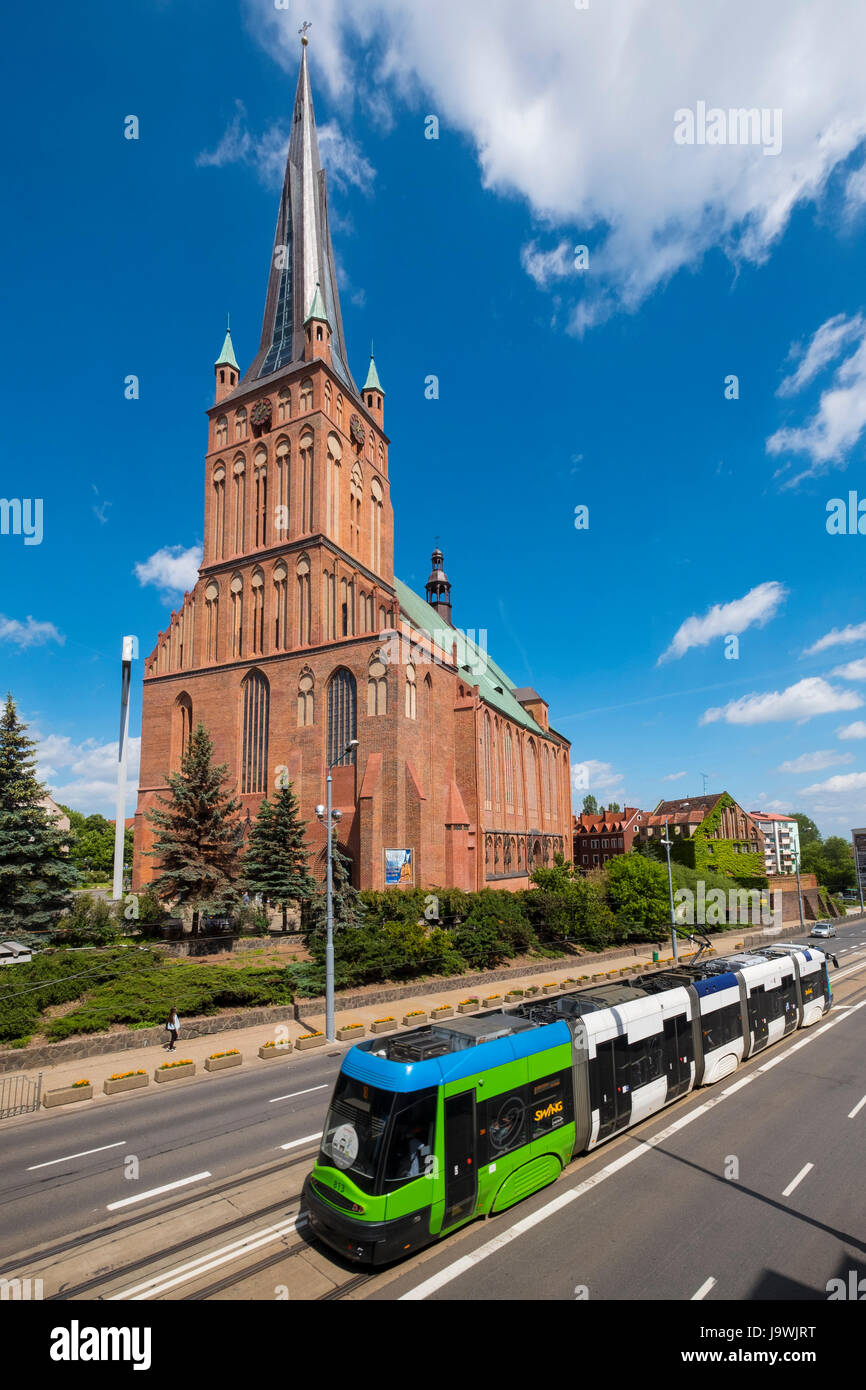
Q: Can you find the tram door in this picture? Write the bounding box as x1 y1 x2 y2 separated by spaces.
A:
592 1036 631 1142
747 985 769 1052
443 1091 477 1229
662 1013 692 1100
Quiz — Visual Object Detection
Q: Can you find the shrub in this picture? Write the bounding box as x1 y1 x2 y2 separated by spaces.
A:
51 895 122 947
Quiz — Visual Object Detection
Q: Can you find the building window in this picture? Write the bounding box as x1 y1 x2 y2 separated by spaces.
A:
212 464 226 560
327 432 342 542
526 739 538 818
240 670 270 794
235 408 248 441
275 439 289 533
297 668 314 727
273 561 288 650
336 394 343 429
368 655 387 715
504 728 515 811
328 669 357 767
350 463 363 553
325 381 332 417
405 664 417 720
370 479 383 574
173 693 193 769
278 388 291 423
300 431 314 532
251 568 265 654
216 416 228 446
296 555 311 646
230 575 244 657
205 581 219 662
232 457 245 553
300 377 313 413
483 715 493 809
254 449 268 548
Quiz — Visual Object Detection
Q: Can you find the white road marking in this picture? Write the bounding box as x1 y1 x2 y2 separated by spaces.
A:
691 1277 716 1301
782 1163 814 1198
400 999 866 1301
279 1132 322 1151
27 1141 126 1171
848 1094 866 1119
109 1217 298 1300
269 1085 328 1104
106 1171 211 1211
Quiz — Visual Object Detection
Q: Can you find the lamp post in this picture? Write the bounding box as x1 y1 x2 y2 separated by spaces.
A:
112 636 138 902
661 817 678 962
316 738 359 1041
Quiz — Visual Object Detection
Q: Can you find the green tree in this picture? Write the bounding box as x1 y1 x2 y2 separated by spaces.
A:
146 723 243 934
582 794 599 815
604 852 670 937
58 808 134 881
303 838 366 942
791 813 821 848
811 836 856 895
243 783 317 930
0 694 80 933
608 802 621 813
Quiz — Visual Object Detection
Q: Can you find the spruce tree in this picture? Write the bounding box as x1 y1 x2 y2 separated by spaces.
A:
147 722 242 934
243 783 317 931
302 835 365 942
0 694 80 933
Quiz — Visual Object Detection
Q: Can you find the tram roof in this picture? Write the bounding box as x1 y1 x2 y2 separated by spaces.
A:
342 1015 572 1092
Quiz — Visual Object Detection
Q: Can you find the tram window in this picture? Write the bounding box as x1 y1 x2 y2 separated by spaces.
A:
629 1033 664 1089
529 1071 574 1140
320 1076 393 1182
383 1089 437 1187
701 1001 742 1051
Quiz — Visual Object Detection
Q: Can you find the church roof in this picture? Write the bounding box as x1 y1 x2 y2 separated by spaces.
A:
363 354 384 393
304 281 330 326
395 579 555 739
215 328 239 370
240 45 357 395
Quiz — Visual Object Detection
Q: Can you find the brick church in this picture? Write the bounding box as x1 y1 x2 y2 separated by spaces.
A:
133 40 572 894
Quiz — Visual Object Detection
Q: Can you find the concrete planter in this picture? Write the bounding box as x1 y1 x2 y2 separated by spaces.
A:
204 1053 242 1073
430 1006 454 1020
370 1020 397 1035
482 996 503 1008
458 1002 479 1014
402 1012 428 1026
336 1026 366 1042
295 1034 326 1051
505 990 524 1000
543 984 560 994
43 1083 92 1109
103 1073 148 1096
259 1045 292 1059
523 987 540 997
155 1062 195 1083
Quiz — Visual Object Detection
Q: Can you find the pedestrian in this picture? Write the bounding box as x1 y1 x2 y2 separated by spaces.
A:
165 1007 180 1052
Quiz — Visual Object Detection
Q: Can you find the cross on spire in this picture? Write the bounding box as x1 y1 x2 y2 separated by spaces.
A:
299 20 312 45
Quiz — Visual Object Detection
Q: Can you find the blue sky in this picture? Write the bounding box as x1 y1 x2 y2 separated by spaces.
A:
3 0 866 837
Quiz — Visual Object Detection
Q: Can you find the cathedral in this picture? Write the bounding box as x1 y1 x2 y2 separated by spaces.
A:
133 41 572 894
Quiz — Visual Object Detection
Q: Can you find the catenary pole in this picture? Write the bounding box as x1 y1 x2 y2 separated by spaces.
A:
112 636 137 901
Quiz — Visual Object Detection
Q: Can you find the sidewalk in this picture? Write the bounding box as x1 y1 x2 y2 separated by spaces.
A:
10 939 714 1103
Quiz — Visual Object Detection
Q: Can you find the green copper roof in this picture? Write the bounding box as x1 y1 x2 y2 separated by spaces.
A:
363 355 385 393
215 329 239 370
394 579 551 739
304 281 330 325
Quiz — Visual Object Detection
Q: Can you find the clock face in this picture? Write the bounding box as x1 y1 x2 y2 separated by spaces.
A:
350 414 366 447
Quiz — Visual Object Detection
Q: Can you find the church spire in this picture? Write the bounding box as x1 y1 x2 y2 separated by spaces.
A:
243 40 356 393
362 346 385 425
426 547 452 626
214 317 239 402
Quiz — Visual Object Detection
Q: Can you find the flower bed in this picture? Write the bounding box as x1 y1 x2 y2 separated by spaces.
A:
44 1082 93 1108
336 1023 366 1041
458 998 479 1014
371 1018 397 1035
205 1050 243 1073
154 1060 195 1083
259 1039 292 1059
103 1070 148 1096
402 1010 428 1026
296 1031 325 1051
430 1005 454 1018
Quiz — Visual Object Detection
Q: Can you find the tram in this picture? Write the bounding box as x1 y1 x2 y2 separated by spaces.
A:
303 944 833 1265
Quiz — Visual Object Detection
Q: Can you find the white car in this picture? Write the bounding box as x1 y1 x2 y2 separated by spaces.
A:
809 923 836 938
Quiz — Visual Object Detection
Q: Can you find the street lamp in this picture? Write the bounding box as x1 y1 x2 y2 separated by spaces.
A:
112 635 138 902
660 817 678 962
794 847 806 933
316 738 359 1041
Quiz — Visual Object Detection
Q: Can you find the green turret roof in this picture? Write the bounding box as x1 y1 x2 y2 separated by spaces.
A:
305 281 330 326
215 328 239 371
363 354 384 393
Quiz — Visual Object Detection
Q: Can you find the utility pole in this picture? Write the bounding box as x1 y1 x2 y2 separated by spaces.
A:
316 738 358 1041
662 817 678 961
794 847 806 932
112 636 138 901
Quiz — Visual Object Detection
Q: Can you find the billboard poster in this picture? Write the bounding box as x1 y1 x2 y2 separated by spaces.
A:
384 849 413 886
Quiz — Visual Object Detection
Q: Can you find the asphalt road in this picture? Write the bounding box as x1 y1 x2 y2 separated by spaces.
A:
2 921 864 1283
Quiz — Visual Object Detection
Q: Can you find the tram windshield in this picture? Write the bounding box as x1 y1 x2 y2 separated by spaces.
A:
320 1075 393 1183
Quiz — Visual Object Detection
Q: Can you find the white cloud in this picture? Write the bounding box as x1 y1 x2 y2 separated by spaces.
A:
520 239 574 289
803 622 866 656
134 545 202 597
658 581 787 664
776 312 865 397
837 721 866 740
800 770 866 795
571 760 625 796
0 615 64 649
196 99 374 193
35 732 141 817
767 316 866 483
662 771 688 782
831 658 866 681
775 750 854 773
244 0 866 329
701 677 862 726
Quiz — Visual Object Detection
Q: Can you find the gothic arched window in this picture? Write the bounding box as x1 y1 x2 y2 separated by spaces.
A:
232 457 245 553
370 478 383 574
300 430 314 532
336 394 343 429
368 654 387 716
278 388 291 424
254 448 268 548
405 663 417 720
235 407 248 441
504 727 515 811
327 669 357 767
273 560 288 651
297 668 314 727
300 377 313 413
173 693 193 769
240 670 270 794
230 574 244 658
205 580 219 662
251 568 265 654
275 438 290 533
212 464 226 560
327 432 342 542
350 462 363 553
325 381 332 417
526 739 539 818
216 416 228 447
483 714 493 809
297 554 311 646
